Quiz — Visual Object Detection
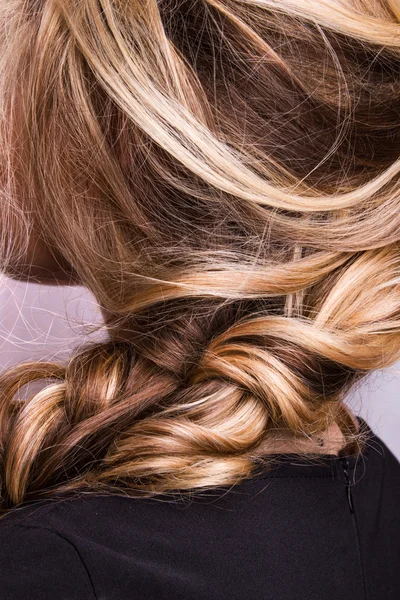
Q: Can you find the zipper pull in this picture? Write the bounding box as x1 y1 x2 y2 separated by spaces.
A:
340 457 354 514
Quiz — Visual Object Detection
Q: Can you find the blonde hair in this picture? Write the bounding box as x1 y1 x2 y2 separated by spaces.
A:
0 0 399 510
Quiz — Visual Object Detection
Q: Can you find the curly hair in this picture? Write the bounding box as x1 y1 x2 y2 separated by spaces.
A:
0 0 399 511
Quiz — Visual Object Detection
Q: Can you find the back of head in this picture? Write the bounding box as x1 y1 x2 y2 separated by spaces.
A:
0 0 399 510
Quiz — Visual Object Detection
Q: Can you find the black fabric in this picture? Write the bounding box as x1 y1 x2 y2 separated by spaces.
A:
0 416 399 599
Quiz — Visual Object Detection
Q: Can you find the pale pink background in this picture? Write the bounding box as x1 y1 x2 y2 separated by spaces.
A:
1 276 399 460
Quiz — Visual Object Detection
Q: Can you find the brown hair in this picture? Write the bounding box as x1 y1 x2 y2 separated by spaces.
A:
0 0 399 511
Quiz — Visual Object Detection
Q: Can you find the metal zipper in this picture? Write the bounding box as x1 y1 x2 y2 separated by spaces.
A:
339 456 369 598
340 456 354 513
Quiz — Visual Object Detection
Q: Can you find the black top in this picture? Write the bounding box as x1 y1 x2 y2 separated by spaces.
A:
0 416 399 600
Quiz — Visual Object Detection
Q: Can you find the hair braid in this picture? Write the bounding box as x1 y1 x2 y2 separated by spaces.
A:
0 0 399 512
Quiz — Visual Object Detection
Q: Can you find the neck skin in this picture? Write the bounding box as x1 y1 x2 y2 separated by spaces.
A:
252 409 359 457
